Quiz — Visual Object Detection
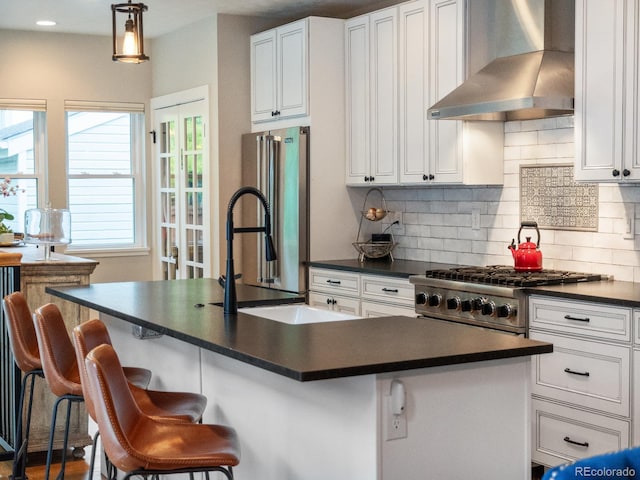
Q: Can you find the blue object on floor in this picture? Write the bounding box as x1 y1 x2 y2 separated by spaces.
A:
543 447 640 479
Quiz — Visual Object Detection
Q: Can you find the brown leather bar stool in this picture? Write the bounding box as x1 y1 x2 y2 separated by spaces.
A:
73 318 207 478
32 303 85 480
2 292 44 480
31 304 153 480
84 343 239 480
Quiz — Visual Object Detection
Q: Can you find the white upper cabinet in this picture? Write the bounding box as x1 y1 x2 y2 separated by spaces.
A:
251 19 307 123
346 8 399 185
575 0 640 182
398 0 430 184
347 0 503 187
426 0 503 185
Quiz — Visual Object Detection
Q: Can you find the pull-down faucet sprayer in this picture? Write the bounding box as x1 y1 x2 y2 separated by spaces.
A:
223 186 277 314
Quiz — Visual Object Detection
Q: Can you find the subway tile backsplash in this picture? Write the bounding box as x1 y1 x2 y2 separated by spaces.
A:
383 117 640 282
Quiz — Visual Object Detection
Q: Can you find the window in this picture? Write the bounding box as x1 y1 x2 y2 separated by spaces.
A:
65 101 146 250
0 100 46 233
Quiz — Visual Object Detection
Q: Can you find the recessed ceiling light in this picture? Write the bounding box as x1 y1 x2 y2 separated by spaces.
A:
36 20 57 27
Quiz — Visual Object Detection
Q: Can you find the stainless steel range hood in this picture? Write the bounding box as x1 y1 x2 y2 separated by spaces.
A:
428 0 575 121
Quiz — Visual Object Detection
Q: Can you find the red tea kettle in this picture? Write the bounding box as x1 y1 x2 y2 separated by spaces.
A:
508 221 543 272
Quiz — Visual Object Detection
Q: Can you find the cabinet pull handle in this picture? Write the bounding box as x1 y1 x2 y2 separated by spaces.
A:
326 279 341 285
564 367 590 377
325 298 337 305
564 314 590 323
382 288 398 293
563 436 589 448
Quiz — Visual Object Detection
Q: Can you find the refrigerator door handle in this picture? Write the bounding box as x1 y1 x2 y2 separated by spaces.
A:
257 135 279 285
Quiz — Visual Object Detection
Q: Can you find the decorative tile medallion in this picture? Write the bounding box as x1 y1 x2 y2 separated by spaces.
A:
520 164 598 231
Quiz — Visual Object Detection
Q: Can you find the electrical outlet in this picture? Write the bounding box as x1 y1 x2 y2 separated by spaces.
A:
471 208 481 231
384 395 407 440
623 204 635 240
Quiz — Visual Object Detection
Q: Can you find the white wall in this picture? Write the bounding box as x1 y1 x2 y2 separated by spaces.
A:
384 116 640 282
0 29 154 283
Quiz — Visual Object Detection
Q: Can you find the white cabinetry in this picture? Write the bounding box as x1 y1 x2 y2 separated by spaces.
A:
424 0 503 185
529 295 632 467
308 267 417 317
345 8 398 185
308 268 361 315
346 0 503 186
251 17 345 130
575 0 640 182
251 19 307 123
633 310 640 445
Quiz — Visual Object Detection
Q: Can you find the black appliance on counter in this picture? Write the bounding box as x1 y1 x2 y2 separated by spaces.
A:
410 266 603 336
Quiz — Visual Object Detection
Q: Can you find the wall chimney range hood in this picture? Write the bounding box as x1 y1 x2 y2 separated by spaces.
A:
428 0 575 122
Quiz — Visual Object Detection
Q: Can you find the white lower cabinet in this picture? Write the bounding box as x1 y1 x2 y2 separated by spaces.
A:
529 295 632 467
532 399 630 467
308 267 417 317
308 291 360 315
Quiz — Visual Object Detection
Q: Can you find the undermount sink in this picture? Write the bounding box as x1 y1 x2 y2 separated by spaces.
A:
239 304 360 325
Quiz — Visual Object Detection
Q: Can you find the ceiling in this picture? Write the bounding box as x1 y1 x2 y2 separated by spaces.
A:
0 0 391 38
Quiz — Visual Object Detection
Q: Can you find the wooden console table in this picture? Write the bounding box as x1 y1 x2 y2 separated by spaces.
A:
4 247 98 457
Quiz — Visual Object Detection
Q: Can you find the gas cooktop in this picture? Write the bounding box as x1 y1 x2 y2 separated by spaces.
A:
424 265 602 288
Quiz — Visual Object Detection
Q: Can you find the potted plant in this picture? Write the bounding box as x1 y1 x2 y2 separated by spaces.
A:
0 209 15 233
0 178 21 244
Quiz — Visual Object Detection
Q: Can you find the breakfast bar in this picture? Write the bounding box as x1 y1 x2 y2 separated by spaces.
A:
47 279 552 480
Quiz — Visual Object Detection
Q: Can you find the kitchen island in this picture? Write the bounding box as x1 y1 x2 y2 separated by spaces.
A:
48 279 552 480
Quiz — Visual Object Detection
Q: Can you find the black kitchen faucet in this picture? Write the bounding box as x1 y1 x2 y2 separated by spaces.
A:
223 186 277 314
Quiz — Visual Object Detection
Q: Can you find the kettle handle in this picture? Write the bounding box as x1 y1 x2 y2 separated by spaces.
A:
517 221 540 247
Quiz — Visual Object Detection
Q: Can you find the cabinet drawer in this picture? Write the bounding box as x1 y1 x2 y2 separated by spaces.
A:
531 332 630 416
308 292 360 316
309 268 360 296
532 399 630 467
360 275 414 306
529 295 631 342
634 310 640 345
360 300 417 318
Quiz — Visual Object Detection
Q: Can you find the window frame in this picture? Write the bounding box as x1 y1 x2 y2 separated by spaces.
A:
0 99 47 233
64 101 148 255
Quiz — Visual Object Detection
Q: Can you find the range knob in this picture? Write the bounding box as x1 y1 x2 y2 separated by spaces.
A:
497 304 516 318
481 301 496 316
415 292 427 305
471 297 485 311
460 299 472 312
428 293 442 307
447 296 461 310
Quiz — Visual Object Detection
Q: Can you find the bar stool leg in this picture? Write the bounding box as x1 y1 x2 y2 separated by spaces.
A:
44 394 83 480
11 370 42 480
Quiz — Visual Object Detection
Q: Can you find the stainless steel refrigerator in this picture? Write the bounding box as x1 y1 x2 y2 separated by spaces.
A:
240 126 309 294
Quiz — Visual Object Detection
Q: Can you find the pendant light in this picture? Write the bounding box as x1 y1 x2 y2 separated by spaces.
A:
111 1 149 63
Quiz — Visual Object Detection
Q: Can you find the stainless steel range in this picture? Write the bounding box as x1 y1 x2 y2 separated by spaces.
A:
410 266 603 336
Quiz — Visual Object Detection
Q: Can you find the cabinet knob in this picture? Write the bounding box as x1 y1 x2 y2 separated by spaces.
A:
422 174 428 181
623 168 631 177
370 176 375 182
429 174 435 180
364 176 370 182
612 169 620 177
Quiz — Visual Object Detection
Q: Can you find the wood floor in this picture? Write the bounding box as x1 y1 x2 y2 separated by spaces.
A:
0 451 94 480
0 451 546 480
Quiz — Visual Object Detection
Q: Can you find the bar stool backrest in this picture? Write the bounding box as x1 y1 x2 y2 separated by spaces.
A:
32 304 83 398
3 292 41 372
84 343 148 472
72 318 114 421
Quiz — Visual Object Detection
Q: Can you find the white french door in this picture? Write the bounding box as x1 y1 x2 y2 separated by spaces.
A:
152 89 210 280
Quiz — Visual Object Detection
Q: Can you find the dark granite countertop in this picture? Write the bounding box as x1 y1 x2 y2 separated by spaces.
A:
47 278 552 382
526 279 640 308
311 259 640 308
307 258 459 278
